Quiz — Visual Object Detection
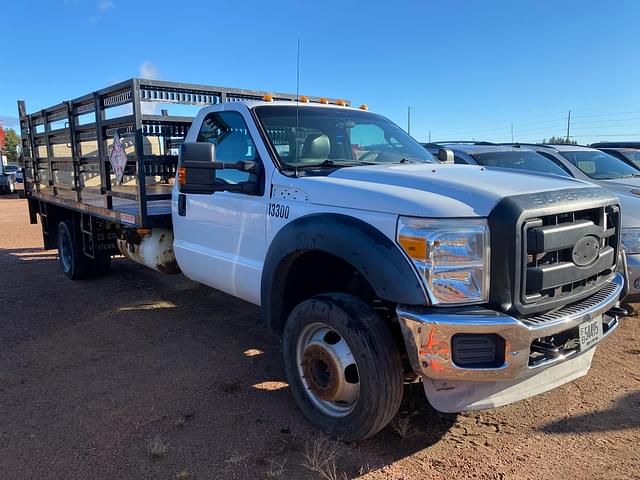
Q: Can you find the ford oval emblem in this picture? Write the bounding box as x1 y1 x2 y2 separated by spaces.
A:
572 235 600 267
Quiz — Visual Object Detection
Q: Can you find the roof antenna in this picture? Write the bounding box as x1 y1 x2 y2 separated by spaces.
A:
294 38 301 177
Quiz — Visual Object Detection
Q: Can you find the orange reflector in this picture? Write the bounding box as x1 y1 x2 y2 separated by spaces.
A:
359 104 368 110
298 95 310 103
262 94 274 102
136 228 152 236
335 99 347 106
319 97 329 104
178 167 186 185
398 234 427 260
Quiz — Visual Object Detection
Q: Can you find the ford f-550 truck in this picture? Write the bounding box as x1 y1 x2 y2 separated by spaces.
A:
18 79 626 440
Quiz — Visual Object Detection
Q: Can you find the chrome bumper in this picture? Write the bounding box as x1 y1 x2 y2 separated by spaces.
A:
397 272 624 382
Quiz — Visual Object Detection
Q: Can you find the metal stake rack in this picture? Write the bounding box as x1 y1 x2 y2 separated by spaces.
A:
18 78 343 228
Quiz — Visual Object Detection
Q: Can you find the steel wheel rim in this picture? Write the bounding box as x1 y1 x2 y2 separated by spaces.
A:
296 322 360 418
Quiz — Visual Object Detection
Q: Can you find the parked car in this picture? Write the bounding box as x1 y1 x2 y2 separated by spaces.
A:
422 142 572 177
0 163 17 194
3 165 24 183
590 142 640 169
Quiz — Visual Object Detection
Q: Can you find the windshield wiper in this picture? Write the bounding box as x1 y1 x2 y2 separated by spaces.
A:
293 159 376 170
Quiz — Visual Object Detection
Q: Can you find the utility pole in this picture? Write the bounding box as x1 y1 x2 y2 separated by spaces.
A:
511 122 514 143
428 129 431 142
566 110 571 142
407 106 411 135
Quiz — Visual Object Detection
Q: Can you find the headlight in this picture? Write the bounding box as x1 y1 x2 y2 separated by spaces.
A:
621 228 640 254
397 217 490 305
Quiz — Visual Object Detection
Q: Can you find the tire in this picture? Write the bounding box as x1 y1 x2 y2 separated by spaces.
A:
57 221 90 280
282 293 403 441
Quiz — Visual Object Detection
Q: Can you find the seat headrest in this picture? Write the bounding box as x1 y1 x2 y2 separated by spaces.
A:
301 134 331 159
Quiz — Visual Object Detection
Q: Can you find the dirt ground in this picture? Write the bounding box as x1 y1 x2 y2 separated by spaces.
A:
0 195 638 480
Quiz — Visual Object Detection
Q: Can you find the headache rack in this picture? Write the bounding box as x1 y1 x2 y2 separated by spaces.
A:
17 78 344 228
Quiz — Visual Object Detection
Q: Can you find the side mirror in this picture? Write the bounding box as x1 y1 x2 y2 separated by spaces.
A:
181 142 216 164
178 142 260 195
179 143 217 194
180 142 257 173
437 148 454 164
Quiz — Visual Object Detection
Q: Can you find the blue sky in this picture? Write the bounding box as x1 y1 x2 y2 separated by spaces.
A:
1 0 639 144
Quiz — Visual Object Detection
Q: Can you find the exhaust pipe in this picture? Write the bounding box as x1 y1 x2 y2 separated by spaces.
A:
117 228 180 274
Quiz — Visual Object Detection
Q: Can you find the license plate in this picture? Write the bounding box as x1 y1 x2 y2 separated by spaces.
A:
579 317 603 351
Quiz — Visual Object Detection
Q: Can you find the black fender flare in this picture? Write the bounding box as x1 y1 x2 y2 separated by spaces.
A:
261 213 427 330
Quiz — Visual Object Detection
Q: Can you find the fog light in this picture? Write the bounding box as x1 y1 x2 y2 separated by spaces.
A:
451 334 505 368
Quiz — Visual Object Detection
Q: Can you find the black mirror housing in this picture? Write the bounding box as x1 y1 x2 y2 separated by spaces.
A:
181 142 216 164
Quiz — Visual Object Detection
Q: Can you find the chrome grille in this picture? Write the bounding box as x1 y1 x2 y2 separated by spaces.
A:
521 205 619 309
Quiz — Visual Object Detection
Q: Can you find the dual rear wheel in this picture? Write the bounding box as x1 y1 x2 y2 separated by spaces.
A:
57 220 111 280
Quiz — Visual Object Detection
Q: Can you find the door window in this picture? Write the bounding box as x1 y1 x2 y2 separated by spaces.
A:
197 111 258 185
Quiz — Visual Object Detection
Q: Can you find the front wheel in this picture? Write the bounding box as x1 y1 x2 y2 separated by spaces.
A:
282 293 403 441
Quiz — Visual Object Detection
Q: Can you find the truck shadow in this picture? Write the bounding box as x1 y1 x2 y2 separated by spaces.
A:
536 390 640 434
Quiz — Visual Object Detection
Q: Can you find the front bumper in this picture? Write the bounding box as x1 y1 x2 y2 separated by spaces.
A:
397 272 624 383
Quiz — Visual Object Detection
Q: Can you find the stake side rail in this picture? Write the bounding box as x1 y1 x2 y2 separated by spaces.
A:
17 78 346 228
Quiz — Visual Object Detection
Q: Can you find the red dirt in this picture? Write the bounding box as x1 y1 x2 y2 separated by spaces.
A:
0 196 638 479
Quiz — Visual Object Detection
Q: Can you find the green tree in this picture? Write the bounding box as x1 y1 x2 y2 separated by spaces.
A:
543 136 577 145
2 128 20 164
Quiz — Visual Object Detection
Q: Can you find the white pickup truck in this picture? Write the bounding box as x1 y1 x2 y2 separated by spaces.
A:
18 79 626 440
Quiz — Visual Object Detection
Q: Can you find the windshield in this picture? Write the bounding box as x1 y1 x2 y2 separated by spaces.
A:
560 150 640 180
4 165 18 172
254 106 433 170
618 149 640 169
470 150 571 177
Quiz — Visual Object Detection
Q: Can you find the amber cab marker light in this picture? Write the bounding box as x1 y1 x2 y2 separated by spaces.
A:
178 166 186 185
136 228 152 236
262 94 274 102
298 95 310 103
359 104 368 110
335 99 348 106
319 97 329 104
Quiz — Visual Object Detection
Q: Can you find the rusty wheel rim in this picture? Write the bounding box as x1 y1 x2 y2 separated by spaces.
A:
296 322 360 418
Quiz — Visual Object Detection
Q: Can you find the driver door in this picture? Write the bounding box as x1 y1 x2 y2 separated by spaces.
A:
173 108 266 304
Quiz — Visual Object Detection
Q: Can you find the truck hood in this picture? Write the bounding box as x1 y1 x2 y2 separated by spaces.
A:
294 164 595 217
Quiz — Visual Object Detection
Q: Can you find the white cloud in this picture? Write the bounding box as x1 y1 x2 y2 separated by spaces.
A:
139 62 161 114
97 0 114 12
139 61 160 80
88 1 114 22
